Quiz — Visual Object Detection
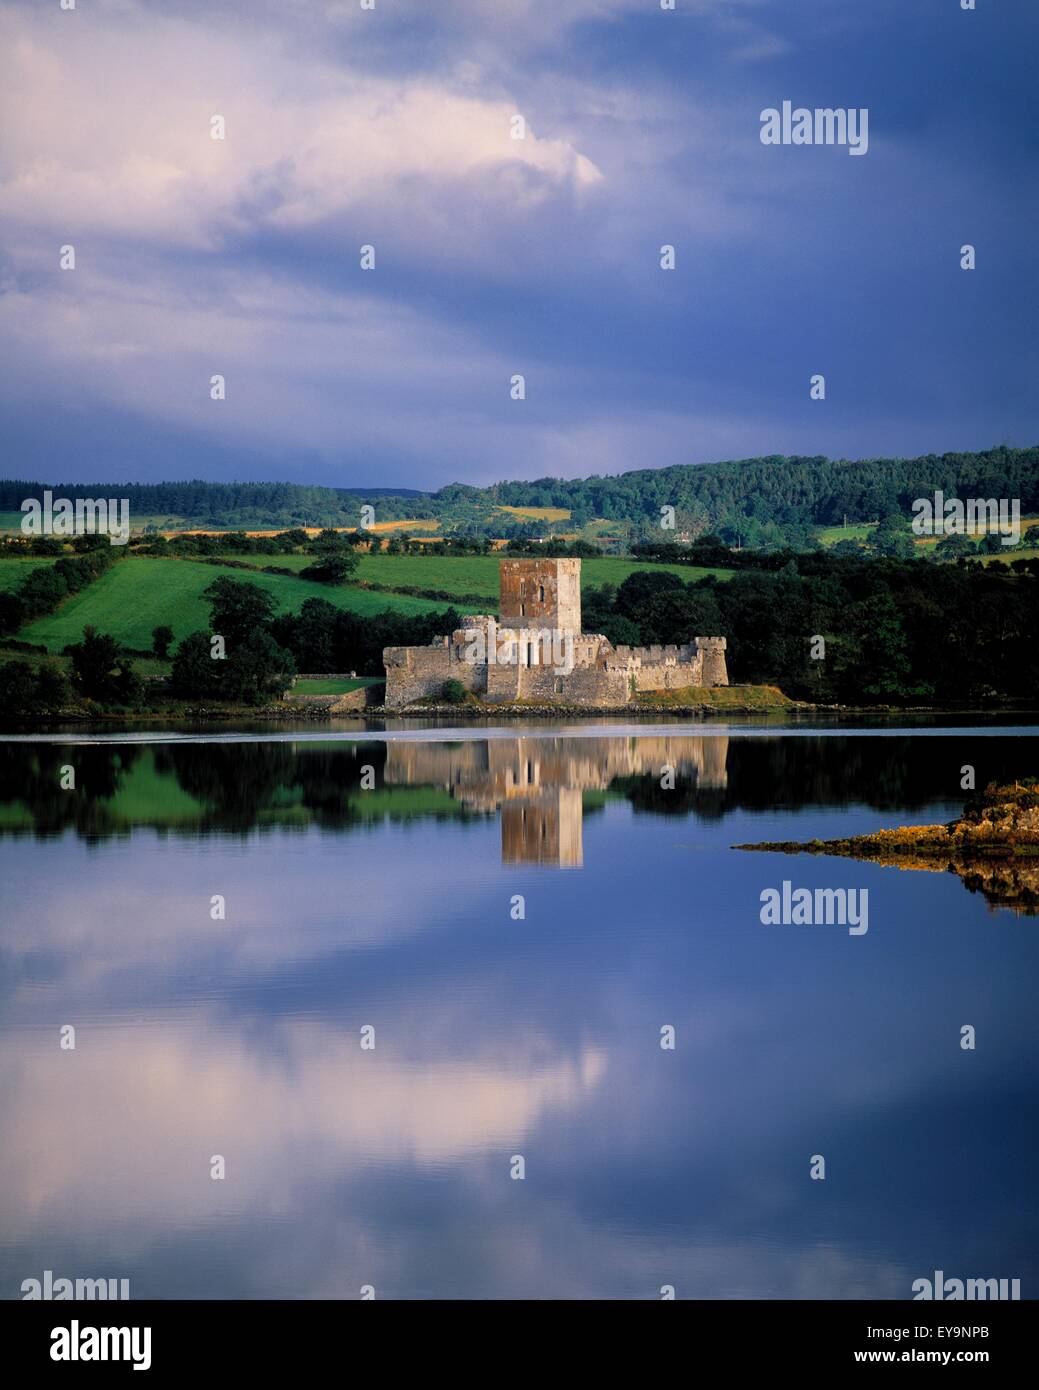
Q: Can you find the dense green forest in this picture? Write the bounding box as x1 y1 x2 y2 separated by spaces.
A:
3 444 1035 546
458 445 1039 543
583 555 1039 704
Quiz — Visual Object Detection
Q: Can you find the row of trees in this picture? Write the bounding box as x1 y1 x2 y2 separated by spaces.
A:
0 543 119 634
131 528 500 560
134 527 344 558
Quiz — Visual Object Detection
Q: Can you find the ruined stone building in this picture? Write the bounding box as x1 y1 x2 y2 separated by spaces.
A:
383 557 728 707
383 735 729 866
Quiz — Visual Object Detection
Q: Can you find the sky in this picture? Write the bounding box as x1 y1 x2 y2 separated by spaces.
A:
0 0 1036 491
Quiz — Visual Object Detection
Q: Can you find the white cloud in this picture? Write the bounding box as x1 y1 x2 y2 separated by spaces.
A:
0 7 602 253
0 0 829 484
0 1022 606 1232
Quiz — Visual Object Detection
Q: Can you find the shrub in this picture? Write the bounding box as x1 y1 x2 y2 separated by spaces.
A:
0 658 71 714
170 631 222 700
440 678 468 704
64 627 142 706
223 629 296 705
299 552 358 585
170 628 295 705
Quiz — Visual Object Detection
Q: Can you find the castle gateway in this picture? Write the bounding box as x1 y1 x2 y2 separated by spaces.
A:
383 558 727 707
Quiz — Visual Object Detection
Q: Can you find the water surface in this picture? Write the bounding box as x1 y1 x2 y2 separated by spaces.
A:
1 723 1036 1298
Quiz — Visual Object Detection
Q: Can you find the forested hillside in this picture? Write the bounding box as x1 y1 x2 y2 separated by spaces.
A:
2 445 1034 547
483 446 1039 541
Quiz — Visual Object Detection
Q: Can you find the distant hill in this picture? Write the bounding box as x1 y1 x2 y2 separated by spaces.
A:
2 445 1035 547
0 480 440 532
336 487 431 497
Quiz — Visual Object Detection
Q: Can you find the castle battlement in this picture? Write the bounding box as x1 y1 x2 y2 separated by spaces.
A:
383 558 728 706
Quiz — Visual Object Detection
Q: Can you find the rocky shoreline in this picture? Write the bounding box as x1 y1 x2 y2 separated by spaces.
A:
6 690 1039 727
735 781 1039 914
7 700 1039 726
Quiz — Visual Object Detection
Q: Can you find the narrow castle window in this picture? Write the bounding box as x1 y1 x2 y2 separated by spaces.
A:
539 585 545 603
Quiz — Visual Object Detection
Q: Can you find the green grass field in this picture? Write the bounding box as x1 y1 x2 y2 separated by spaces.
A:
0 555 61 590
355 554 498 597
352 554 732 598
19 557 470 653
233 551 505 592
292 677 382 695
222 552 733 601
815 523 878 546
818 516 1039 552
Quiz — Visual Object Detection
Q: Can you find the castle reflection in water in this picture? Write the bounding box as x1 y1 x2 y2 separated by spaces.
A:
384 736 729 866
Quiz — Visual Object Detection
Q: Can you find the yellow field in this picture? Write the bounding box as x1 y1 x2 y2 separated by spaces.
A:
976 546 1039 566
402 534 511 547
496 505 571 522
912 514 1039 549
160 526 352 538
159 519 439 539
366 518 440 533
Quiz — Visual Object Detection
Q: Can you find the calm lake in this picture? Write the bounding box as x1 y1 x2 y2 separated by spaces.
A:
1 719 1037 1299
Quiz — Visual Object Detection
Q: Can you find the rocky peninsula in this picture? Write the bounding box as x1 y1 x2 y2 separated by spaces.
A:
735 781 1039 915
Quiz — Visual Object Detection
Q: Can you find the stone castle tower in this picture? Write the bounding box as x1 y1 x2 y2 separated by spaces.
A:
499 558 581 635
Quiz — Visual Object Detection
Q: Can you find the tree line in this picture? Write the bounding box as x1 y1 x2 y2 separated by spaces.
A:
4 443 1035 545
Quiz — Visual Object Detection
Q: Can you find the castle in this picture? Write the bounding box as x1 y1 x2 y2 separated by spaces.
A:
383 557 728 707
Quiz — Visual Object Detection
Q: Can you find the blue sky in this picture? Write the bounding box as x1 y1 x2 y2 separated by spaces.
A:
1 0 1035 490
